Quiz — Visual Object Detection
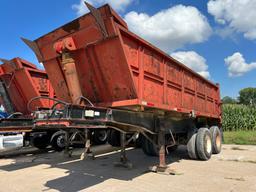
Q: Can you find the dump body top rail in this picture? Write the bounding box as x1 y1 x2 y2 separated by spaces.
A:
0 58 55 115
32 4 221 120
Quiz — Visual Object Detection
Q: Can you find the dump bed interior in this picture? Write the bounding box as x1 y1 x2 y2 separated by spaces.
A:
34 4 221 119
0 58 55 114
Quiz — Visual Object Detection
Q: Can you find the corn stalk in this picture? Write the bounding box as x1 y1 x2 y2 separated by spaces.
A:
222 104 256 131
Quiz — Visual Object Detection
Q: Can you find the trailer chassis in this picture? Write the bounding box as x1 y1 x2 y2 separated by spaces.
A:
33 104 191 172
0 118 33 133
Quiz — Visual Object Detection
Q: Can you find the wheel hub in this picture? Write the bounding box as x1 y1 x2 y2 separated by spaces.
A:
98 130 107 142
56 135 66 148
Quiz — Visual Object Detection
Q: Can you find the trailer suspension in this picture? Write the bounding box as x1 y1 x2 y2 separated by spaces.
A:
165 129 176 154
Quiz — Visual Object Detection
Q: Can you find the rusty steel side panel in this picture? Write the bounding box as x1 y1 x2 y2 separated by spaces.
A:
0 58 55 114
34 4 221 119
119 28 221 118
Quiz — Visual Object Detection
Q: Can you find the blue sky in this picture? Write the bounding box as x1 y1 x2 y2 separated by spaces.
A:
0 0 255 98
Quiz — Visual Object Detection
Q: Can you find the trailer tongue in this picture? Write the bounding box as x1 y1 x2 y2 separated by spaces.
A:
23 2 222 172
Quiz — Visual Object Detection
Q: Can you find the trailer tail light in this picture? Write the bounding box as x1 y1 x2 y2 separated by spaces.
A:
142 101 155 107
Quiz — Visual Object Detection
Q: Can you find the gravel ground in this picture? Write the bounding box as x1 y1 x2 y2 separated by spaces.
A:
0 144 255 192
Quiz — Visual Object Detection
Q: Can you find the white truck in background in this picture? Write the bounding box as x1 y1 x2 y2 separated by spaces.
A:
0 106 24 153
0 133 23 152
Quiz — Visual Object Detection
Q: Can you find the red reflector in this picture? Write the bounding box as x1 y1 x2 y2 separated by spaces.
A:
147 102 155 107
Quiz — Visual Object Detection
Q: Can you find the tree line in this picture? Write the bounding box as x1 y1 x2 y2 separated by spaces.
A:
222 87 256 106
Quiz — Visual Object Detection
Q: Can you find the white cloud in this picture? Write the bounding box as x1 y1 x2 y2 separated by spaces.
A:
171 51 210 79
72 0 90 16
224 52 256 77
208 0 256 40
72 0 134 16
124 5 212 52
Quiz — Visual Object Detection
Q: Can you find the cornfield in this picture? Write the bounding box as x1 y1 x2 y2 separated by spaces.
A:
222 104 256 131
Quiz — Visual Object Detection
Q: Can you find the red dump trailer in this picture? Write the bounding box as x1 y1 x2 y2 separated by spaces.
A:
23 3 222 171
0 58 73 150
0 57 55 115
0 57 108 149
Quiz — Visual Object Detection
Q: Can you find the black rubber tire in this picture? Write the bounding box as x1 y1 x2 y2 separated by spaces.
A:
210 126 222 154
31 135 49 150
196 128 212 160
187 133 197 159
93 129 108 145
220 127 224 143
167 145 178 152
107 130 120 147
141 136 150 155
51 134 66 151
141 136 159 156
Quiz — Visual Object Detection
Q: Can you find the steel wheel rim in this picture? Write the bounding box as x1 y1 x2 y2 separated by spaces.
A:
216 133 221 149
57 135 66 148
206 135 212 154
98 130 107 142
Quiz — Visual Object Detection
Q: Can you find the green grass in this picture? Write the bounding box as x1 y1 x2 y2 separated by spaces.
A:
224 131 256 145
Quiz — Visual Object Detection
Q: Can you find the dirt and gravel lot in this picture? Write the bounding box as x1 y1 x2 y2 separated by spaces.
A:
0 144 255 192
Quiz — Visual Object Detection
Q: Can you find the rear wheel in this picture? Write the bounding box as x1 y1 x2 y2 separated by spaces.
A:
196 128 212 160
141 136 159 156
51 134 66 151
107 130 120 147
168 145 178 152
210 126 222 154
93 129 108 145
187 133 197 159
167 145 178 153
31 135 49 150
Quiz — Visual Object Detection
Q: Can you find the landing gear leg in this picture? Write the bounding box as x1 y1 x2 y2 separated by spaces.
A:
64 131 72 157
114 132 133 169
81 129 94 160
149 122 176 175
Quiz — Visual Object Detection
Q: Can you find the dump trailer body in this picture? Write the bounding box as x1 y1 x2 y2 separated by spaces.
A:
34 4 221 120
26 3 222 168
0 58 55 115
